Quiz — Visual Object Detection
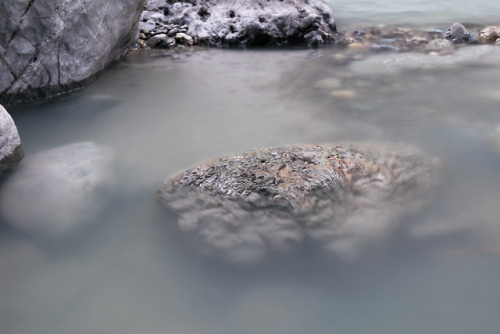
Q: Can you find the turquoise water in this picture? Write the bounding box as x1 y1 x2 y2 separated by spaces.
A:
2 3 500 334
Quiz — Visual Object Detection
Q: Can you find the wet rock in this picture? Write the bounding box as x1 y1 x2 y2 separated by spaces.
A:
478 26 500 44
0 0 147 106
175 33 194 47
146 34 177 48
444 23 471 43
143 0 343 47
158 144 438 263
427 38 454 53
0 104 23 177
140 10 152 22
0 142 113 238
139 20 157 35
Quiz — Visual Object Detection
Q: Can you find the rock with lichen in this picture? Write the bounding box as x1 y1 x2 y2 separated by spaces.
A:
158 144 439 263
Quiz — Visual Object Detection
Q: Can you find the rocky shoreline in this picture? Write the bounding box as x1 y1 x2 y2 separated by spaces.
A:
138 12 500 53
137 2 500 52
2 0 499 106
138 0 343 48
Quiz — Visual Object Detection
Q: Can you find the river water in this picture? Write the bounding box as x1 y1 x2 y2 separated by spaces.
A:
2 2 500 334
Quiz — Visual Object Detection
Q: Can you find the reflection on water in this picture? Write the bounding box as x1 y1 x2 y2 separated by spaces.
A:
2 25 500 334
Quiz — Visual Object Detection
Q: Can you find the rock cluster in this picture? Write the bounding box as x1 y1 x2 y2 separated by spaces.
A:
159 144 438 263
0 104 23 177
0 142 113 238
343 26 446 54
0 0 146 106
139 0 344 48
342 22 500 55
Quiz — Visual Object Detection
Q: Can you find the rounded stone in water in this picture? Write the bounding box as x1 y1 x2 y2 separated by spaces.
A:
0 142 113 238
0 104 23 177
427 38 454 52
477 26 500 44
443 23 471 44
158 144 438 263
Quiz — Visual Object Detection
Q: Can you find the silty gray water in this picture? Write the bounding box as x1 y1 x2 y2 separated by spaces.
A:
2 4 500 334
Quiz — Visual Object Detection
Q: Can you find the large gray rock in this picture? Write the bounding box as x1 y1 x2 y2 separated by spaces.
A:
0 104 23 176
0 0 146 106
146 0 343 47
0 142 113 238
159 144 438 263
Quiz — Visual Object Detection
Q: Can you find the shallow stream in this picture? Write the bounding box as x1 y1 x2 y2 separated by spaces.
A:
2 2 500 333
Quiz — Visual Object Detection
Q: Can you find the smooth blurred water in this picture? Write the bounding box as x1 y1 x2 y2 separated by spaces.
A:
327 0 500 30
2 4 500 334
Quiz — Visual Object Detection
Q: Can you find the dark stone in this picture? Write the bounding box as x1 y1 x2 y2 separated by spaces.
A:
0 0 147 106
158 144 438 263
0 104 23 177
146 34 177 48
145 0 344 47
443 23 471 43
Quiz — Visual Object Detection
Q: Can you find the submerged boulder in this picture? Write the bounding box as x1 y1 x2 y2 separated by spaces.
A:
0 0 147 106
0 142 113 238
0 104 23 176
427 38 454 53
144 0 343 47
158 144 438 263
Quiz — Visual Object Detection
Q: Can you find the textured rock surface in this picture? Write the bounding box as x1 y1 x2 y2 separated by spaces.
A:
144 0 343 47
0 0 146 106
0 142 113 238
443 23 471 44
159 144 438 263
477 26 500 44
0 104 23 176
427 38 454 53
